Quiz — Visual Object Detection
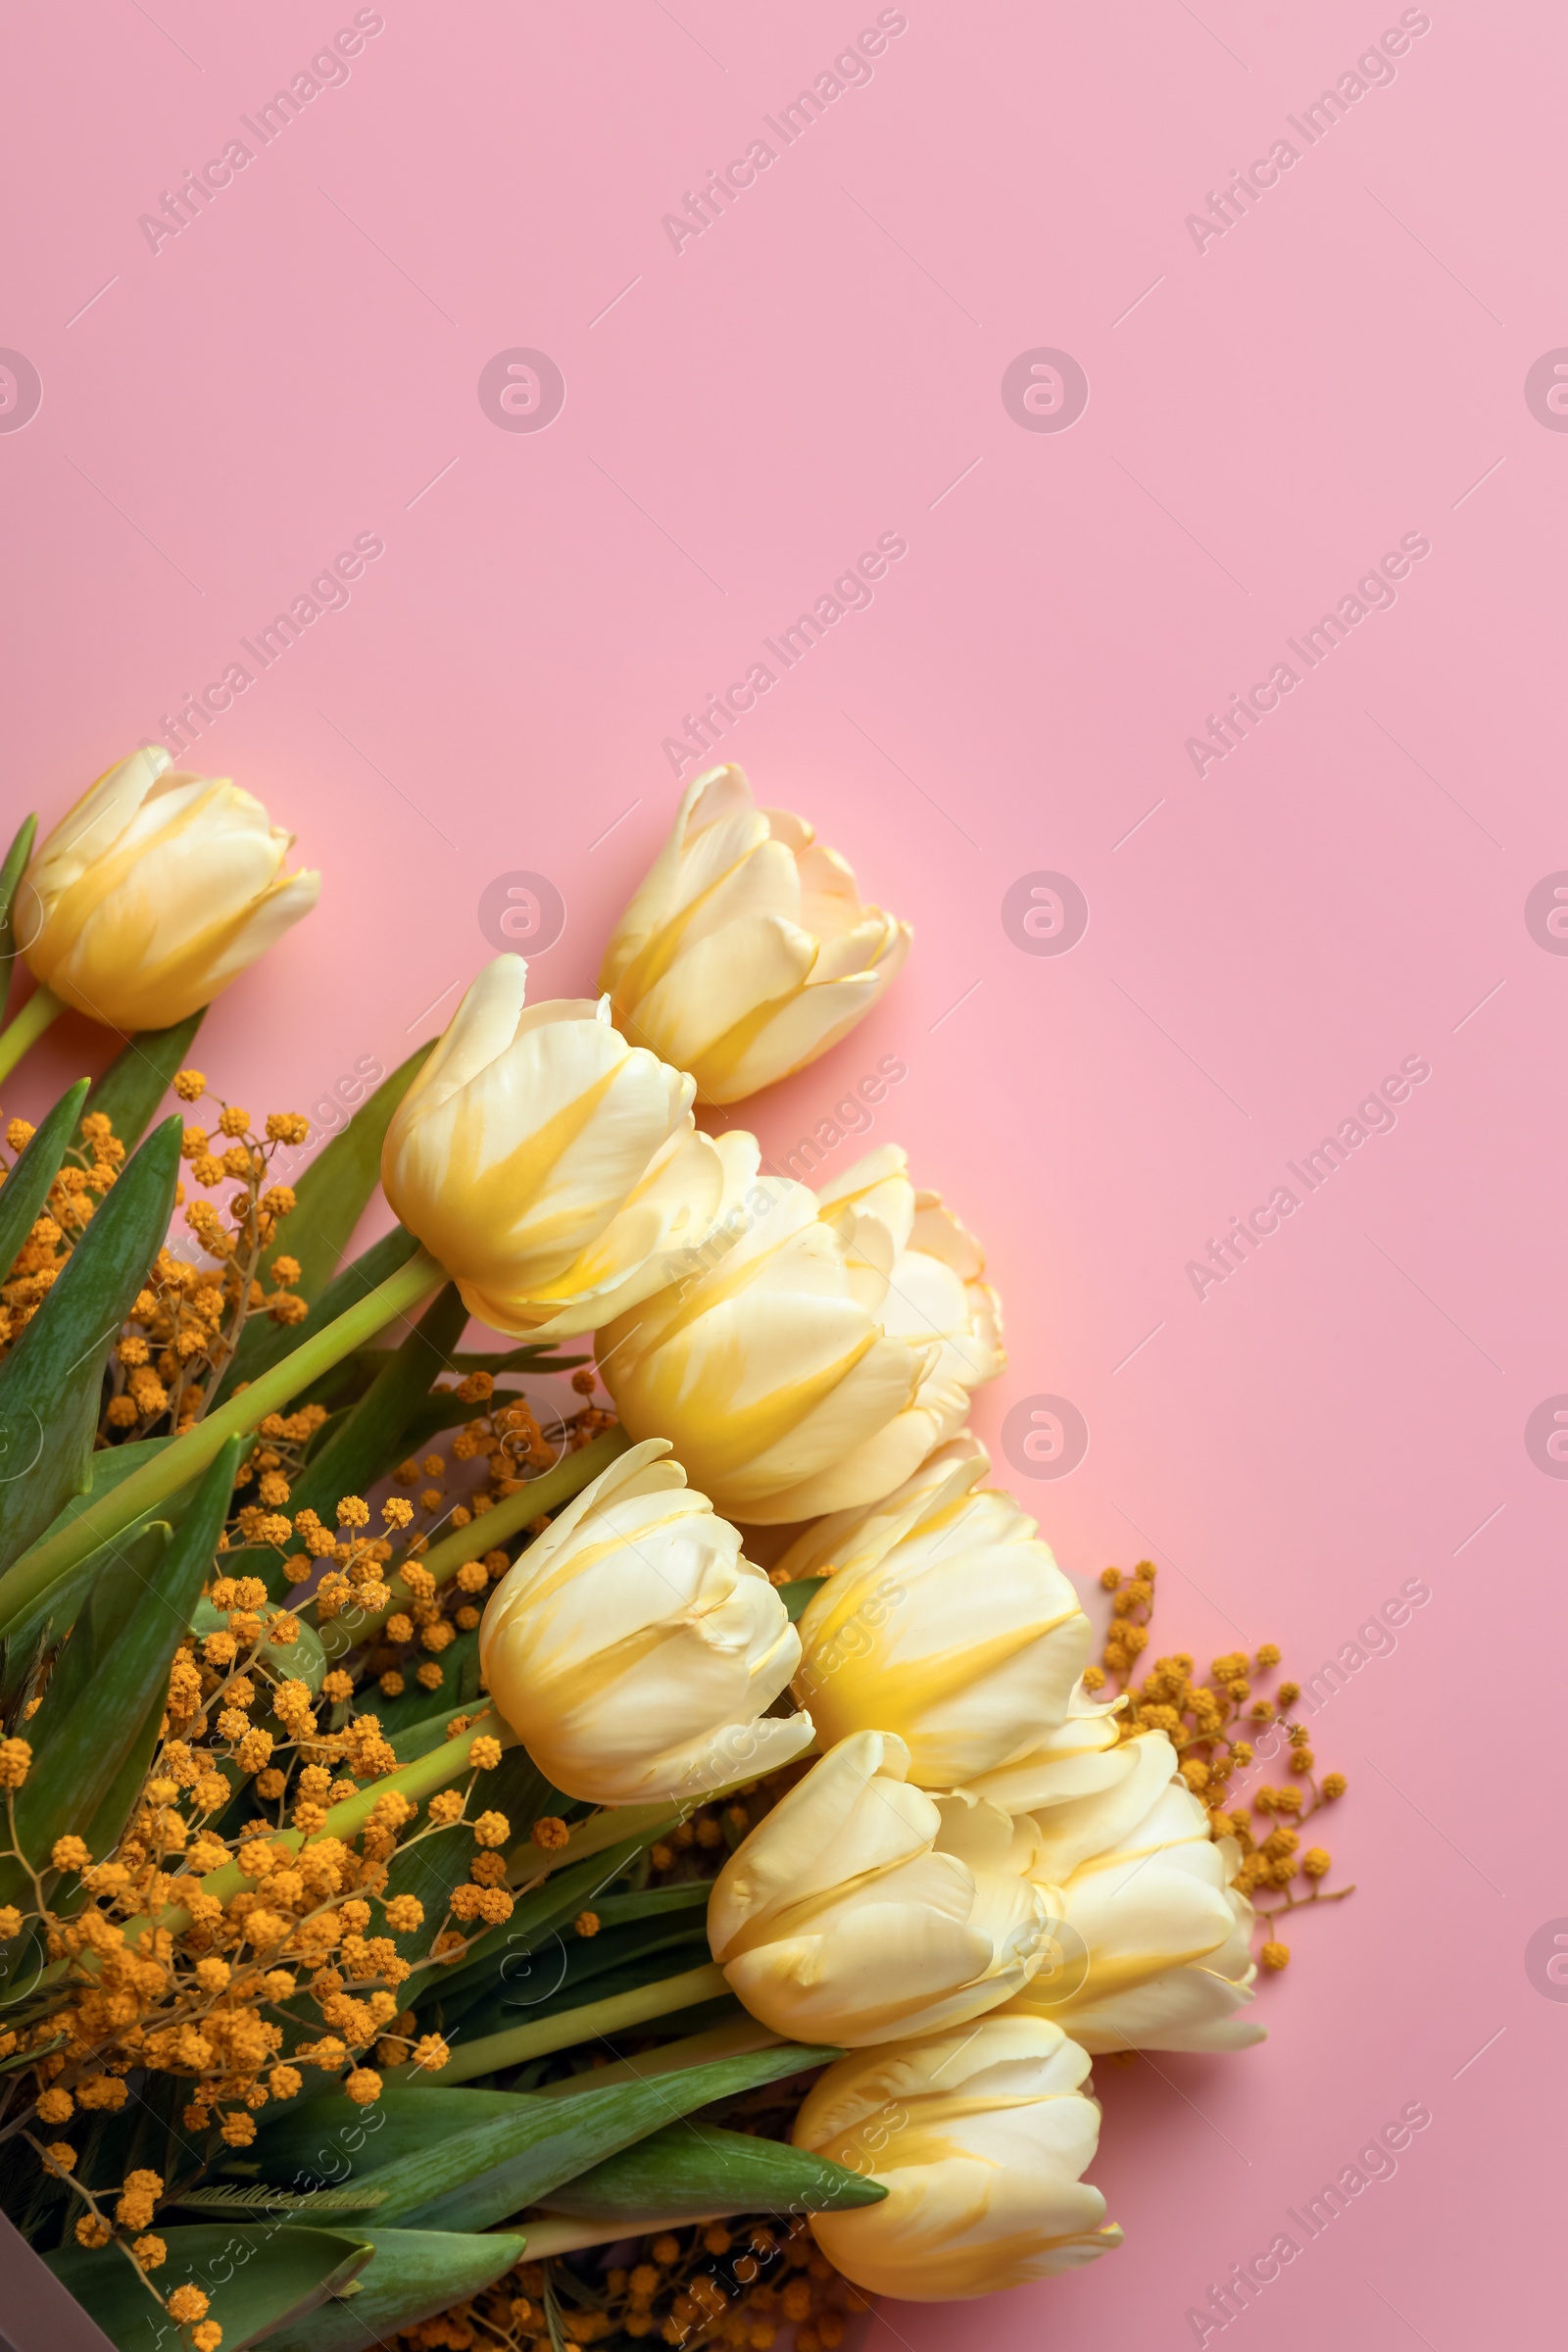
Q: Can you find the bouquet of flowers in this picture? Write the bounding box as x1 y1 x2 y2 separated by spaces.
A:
0 753 1349 2351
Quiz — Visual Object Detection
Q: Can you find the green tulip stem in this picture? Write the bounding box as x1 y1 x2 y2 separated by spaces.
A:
521 2211 754 2260
318 1424 633 1660
0 1246 447 1638
532 2015 784 2099
413 1960 730 2084
0 985 65 1085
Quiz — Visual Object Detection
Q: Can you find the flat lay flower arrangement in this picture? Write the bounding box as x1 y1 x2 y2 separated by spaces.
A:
0 754 1351 2351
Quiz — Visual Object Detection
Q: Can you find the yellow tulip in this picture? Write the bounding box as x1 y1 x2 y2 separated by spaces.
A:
478 1441 811 1804
18 748 318 1031
596 1141 1003 1523
600 763 910 1102
707 1732 1051 2044
792 2015 1122 2299
381 956 727 1337
785 1444 1092 1789
1004 1731 1264 2053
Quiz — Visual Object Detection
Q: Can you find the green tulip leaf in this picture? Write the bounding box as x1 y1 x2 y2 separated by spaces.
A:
242 2042 842 2235
45 2224 372 2352
541 2119 885 2221
0 811 38 1026
776 1578 829 1623
213 1223 422 1412
254 2229 525 2352
0 1438 240 1909
79 1008 207 1156
0 1113 181 1573
215 1044 433 1405
0 1078 90 1280
282 1281 467 1541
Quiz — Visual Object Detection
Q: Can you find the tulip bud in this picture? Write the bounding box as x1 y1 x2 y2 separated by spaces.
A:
478 1441 812 1804
600 764 910 1103
786 1446 1092 1789
1004 1732 1265 2053
19 749 318 1031
597 1141 1003 1524
792 2014 1122 2299
382 956 728 1337
708 1732 1051 2044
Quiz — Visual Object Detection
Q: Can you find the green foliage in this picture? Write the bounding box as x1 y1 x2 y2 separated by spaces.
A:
242 2044 842 2235
46 2224 372 2352
80 1010 207 1155
213 1225 421 1413
217 1046 433 1404
407 1838 645 2017
0 1439 240 1910
254 2229 526 2352
282 1282 468 1538
541 2119 885 2221
0 1078 89 1278
777 1577 829 1623
0 811 37 1027
0 1114 181 1573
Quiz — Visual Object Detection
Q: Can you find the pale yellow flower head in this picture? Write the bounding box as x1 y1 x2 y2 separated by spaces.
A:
708 1731 1052 2045
20 748 318 1030
478 1440 812 1805
786 1443 1092 1789
600 764 910 1103
1004 1730 1265 2054
792 2014 1122 2299
597 1139 1003 1523
381 956 729 1337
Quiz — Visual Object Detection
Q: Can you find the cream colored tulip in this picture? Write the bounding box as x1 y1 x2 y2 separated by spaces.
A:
599 764 910 1103
785 1445 1092 1789
381 956 728 1337
18 748 318 1031
792 2015 1122 2300
478 1440 812 1804
1004 1731 1265 2053
708 1732 1050 2044
597 1141 1003 1524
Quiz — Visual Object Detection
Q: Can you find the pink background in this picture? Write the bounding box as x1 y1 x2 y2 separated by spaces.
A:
1 1 1558 2342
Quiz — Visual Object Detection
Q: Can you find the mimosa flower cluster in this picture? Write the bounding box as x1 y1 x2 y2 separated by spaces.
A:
0 749 1350 2351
